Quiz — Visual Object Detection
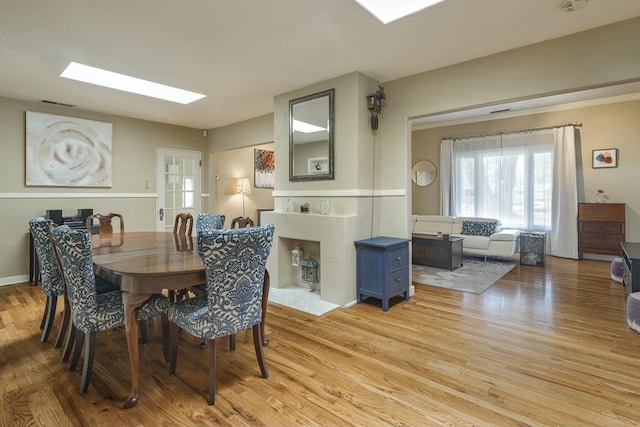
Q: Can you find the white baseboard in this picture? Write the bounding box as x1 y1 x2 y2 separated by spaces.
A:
0 275 30 286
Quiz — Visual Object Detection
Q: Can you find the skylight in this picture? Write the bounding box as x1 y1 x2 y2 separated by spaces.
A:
354 0 446 24
60 62 206 105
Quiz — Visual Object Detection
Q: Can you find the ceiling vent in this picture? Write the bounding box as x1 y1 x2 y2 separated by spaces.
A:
560 0 588 12
41 99 74 107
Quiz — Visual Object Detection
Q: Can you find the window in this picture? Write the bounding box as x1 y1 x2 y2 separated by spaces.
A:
452 130 554 231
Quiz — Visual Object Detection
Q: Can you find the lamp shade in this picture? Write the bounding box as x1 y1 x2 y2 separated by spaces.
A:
236 178 251 195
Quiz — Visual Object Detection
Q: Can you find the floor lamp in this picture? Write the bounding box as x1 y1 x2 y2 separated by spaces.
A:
236 178 252 219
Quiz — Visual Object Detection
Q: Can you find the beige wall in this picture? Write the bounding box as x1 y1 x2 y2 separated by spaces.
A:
212 142 275 226
207 113 274 214
411 99 640 241
0 97 207 284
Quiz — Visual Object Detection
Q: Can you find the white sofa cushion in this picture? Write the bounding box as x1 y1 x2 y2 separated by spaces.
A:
455 234 491 250
490 229 521 241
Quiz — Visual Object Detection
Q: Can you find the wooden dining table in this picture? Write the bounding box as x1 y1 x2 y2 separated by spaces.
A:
91 231 270 409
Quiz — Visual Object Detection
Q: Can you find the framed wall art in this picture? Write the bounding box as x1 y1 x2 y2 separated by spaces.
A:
592 148 618 169
254 148 274 189
26 111 113 187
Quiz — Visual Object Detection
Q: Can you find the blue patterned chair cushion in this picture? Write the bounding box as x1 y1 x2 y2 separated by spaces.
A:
195 213 225 234
461 220 497 237
29 218 64 297
52 228 168 333
137 294 170 321
169 224 274 341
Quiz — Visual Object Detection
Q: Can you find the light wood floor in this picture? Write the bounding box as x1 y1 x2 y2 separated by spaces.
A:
2 256 640 426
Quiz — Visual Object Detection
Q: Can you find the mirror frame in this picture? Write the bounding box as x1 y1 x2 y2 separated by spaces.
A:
411 159 437 187
289 89 335 181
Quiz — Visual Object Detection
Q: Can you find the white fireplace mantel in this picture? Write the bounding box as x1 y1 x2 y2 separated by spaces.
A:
261 211 365 307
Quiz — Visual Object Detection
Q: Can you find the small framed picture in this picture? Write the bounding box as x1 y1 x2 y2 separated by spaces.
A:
592 148 618 169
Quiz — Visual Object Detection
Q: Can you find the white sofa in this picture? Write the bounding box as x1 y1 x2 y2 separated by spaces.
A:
411 215 520 258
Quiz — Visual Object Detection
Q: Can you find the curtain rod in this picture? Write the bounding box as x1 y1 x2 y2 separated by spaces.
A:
442 122 582 141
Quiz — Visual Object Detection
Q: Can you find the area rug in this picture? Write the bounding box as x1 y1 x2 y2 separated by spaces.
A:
268 286 339 316
412 257 517 294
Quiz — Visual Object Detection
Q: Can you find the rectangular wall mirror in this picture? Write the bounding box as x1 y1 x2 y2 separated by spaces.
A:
289 88 334 181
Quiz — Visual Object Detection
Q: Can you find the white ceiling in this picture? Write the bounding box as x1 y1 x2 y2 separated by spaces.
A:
1 0 640 130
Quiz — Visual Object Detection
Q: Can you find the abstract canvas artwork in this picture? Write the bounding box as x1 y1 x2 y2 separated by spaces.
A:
254 149 274 189
26 111 113 187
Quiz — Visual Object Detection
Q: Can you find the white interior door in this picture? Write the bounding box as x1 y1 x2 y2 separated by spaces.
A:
156 148 201 231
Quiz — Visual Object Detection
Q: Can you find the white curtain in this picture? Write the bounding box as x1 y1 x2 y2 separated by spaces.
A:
549 126 579 259
441 125 579 259
440 139 453 215
447 131 554 231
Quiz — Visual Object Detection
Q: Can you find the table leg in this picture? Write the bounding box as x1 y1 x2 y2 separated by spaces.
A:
261 270 270 346
122 293 150 409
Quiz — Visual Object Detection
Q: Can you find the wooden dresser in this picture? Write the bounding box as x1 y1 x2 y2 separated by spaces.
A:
578 203 625 259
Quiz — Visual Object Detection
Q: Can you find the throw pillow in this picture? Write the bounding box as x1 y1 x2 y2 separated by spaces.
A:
461 220 497 237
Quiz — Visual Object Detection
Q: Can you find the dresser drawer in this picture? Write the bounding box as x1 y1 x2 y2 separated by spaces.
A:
579 232 624 253
579 203 625 222
580 221 624 234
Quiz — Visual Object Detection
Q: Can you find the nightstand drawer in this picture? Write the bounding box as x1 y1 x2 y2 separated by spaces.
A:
385 268 408 294
386 247 408 272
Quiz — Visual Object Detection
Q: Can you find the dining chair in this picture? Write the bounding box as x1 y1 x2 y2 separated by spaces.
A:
86 212 125 247
173 212 194 235
28 218 66 344
86 212 124 235
51 227 169 395
174 213 226 349
195 213 225 233
29 218 119 347
231 216 254 228
30 219 120 362
168 224 275 405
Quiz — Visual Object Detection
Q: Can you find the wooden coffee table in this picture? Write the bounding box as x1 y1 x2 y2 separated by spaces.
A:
411 233 464 270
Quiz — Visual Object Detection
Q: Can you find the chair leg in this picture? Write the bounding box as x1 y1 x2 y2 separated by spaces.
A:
40 295 57 343
229 334 236 352
61 324 76 363
54 295 71 348
252 324 268 379
161 313 170 364
169 322 179 375
79 332 96 395
70 329 84 371
39 303 46 330
208 338 217 405
139 319 148 344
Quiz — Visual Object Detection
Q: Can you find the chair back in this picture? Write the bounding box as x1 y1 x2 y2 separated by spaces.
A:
51 228 121 333
195 213 225 233
231 216 254 228
86 213 124 235
174 212 194 235
197 224 274 336
28 218 64 297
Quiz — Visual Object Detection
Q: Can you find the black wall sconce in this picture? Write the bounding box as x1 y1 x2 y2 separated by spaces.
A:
366 85 385 131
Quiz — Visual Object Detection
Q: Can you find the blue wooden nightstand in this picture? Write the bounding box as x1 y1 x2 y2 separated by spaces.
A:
354 237 410 311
